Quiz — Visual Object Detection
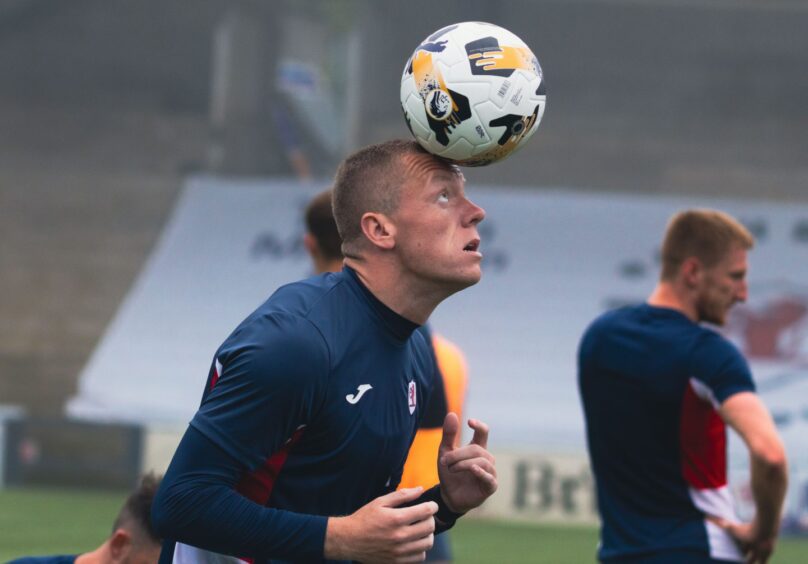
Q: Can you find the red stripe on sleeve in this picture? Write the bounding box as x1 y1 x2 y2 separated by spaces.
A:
235 426 306 505
679 382 727 489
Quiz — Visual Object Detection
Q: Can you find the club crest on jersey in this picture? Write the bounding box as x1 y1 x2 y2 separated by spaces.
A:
408 381 417 415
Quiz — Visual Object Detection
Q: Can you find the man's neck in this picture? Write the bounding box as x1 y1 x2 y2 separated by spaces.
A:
344 258 449 325
647 282 697 322
326 259 344 273
318 258 344 274
73 543 108 564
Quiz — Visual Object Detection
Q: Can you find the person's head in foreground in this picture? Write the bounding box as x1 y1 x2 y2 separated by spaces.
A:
332 139 485 317
9 473 162 564
658 208 754 325
83 473 162 564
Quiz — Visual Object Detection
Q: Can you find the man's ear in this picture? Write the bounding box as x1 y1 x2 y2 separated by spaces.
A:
681 256 703 287
109 528 132 563
359 212 396 250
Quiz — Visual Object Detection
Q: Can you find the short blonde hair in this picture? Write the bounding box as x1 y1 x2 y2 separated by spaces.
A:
660 209 755 280
332 139 429 257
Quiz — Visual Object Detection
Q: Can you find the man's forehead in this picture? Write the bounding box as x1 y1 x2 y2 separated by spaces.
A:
401 152 463 181
713 245 748 270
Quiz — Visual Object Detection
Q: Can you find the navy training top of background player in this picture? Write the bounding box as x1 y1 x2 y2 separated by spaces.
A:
578 303 755 562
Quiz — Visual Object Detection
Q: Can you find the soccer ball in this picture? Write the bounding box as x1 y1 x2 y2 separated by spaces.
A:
400 22 546 166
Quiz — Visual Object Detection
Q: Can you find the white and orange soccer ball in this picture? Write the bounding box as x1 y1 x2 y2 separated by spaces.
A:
400 21 547 166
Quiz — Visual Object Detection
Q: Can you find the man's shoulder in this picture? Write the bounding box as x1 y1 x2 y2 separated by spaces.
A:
214 280 337 366
584 303 642 335
692 323 733 346
586 303 705 336
218 271 369 367
690 325 748 369
266 271 349 315
229 272 349 337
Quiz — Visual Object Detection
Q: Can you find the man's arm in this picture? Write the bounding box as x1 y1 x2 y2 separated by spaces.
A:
718 392 788 562
152 426 328 560
153 425 440 563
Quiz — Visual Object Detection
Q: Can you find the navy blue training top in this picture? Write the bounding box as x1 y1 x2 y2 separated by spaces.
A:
578 304 755 562
154 267 435 563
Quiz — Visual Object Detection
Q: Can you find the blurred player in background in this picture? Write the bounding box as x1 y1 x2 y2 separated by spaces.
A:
152 139 495 563
302 189 344 275
578 209 787 563
303 188 469 563
9 473 162 564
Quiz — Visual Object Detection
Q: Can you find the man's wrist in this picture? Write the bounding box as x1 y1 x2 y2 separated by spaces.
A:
324 516 351 560
423 485 465 528
438 487 463 515
754 518 780 542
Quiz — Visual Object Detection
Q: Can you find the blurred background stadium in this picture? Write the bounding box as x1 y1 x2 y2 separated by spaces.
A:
2 0 808 561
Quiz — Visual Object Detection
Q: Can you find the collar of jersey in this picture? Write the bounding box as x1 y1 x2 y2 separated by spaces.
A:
641 303 693 323
343 266 420 343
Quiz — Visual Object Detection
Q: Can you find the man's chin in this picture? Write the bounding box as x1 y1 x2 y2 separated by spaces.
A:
460 268 483 287
440 270 482 295
699 312 726 326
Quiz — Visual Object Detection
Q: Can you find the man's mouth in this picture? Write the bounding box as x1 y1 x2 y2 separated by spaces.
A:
463 239 480 252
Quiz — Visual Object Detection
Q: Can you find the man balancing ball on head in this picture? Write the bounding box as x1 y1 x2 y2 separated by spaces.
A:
152 139 496 564
303 187 469 563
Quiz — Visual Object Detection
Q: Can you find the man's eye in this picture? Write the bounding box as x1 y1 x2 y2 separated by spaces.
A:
438 191 449 203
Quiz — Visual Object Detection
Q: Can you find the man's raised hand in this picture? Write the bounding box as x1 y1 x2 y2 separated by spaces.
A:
437 412 497 514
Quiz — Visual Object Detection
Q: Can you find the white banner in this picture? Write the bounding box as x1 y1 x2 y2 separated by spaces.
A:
473 451 597 525
68 176 808 527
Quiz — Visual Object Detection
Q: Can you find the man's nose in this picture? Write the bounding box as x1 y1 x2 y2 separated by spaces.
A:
465 198 485 226
736 281 748 303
